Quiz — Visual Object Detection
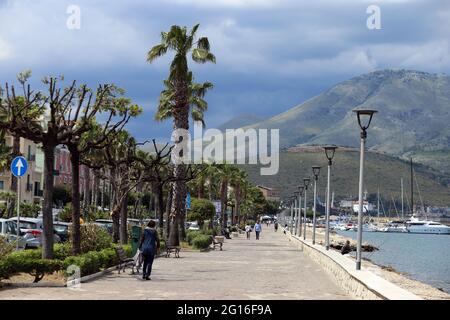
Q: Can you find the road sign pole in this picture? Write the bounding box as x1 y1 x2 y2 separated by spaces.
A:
17 177 20 250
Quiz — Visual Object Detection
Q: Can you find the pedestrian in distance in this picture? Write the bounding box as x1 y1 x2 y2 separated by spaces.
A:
254 221 262 240
274 222 278 232
245 224 252 239
138 220 160 280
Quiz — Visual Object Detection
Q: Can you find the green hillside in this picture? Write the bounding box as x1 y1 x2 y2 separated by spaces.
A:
239 70 450 174
240 148 450 207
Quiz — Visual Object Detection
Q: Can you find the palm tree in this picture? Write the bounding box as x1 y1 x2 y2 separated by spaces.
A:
230 168 248 225
148 24 215 246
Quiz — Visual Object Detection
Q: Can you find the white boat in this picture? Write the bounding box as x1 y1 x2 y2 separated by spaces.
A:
362 223 379 232
405 217 450 234
379 223 408 233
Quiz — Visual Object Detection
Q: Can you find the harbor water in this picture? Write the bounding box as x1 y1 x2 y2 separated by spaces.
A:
337 230 450 294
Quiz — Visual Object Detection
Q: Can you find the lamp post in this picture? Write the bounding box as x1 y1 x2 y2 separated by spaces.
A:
289 197 294 233
298 185 304 237
303 177 310 240
353 108 378 270
312 166 321 245
323 146 337 250
293 192 299 235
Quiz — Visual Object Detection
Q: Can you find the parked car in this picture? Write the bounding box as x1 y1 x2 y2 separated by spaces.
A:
187 221 200 231
53 222 71 242
8 217 60 248
0 218 26 249
94 219 114 234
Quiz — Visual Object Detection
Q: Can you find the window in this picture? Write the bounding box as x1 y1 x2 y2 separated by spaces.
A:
0 181 4 190
27 145 32 161
0 221 2 233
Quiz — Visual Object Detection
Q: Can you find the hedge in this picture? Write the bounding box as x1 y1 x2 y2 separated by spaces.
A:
0 244 132 282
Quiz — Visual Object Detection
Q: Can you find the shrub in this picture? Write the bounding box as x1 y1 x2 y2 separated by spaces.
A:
192 234 212 250
75 224 113 253
58 203 72 222
187 198 215 228
20 203 41 218
186 230 201 245
0 236 14 260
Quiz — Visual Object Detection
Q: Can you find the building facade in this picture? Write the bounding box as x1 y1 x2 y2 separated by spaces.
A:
0 134 43 204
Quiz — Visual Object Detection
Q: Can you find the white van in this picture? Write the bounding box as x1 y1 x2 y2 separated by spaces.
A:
0 218 26 249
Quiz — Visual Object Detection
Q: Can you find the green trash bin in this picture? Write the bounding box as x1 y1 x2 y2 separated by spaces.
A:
131 225 142 256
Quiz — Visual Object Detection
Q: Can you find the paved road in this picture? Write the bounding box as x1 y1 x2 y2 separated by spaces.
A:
0 226 349 299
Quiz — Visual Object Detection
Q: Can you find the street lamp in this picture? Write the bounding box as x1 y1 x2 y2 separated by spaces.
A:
293 192 299 235
353 108 378 270
303 177 311 240
289 197 294 233
298 185 304 237
323 145 337 250
312 166 321 245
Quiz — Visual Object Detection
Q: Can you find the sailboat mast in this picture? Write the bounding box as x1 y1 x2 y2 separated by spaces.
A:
377 187 380 220
401 178 404 220
410 158 414 216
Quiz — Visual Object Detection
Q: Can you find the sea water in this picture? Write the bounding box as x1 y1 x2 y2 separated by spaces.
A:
337 230 450 293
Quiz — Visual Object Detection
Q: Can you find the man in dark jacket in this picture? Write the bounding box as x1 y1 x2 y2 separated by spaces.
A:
138 220 160 280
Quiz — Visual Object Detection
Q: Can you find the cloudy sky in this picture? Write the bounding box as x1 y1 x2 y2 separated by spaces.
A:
0 0 448 143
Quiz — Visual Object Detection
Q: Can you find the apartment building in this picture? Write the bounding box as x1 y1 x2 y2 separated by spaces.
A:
0 134 44 204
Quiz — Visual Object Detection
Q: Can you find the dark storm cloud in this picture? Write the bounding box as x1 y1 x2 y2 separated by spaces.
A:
0 0 448 142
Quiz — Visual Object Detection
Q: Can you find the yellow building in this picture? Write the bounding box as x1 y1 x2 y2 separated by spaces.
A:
0 134 44 204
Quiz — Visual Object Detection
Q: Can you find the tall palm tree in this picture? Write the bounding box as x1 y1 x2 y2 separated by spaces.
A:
230 168 248 225
148 24 215 246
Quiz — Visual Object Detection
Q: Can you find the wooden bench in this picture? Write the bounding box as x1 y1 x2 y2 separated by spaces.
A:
211 236 223 251
165 245 180 258
115 246 135 274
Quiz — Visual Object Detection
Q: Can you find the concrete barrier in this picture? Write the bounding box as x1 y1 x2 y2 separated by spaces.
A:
284 231 422 300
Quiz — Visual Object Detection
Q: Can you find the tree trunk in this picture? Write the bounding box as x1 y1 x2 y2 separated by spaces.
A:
168 164 186 246
156 181 165 238
42 145 55 259
165 183 173 241
69 146 81 255
8 135 20 218
220 179 228 229
119 193 128 244
83 167 90 210
111 204 120 243
235 185 240 225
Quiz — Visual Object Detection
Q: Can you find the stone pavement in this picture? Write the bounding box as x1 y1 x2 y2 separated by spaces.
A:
0 225 349 300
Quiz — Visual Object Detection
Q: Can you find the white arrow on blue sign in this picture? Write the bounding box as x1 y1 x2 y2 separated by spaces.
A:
11 156 28 178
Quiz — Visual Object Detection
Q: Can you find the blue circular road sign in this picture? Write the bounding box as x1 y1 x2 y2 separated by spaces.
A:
11 156 28 178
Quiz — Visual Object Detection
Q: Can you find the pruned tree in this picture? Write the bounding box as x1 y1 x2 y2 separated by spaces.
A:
0 73 116 258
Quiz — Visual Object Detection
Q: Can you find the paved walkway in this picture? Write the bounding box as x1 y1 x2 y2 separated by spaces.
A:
0 226 349 299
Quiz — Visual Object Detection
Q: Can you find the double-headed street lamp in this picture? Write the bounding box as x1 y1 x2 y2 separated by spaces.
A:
303 177 310 240
323 145 337 250
353 108 378 270
298 185 304 237
311 166 321 245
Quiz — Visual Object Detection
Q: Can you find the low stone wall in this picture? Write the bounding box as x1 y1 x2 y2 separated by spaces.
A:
284 231 422 300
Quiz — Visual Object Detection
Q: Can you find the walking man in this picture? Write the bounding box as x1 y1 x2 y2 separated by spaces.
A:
138 220 160 280
254 221 262 240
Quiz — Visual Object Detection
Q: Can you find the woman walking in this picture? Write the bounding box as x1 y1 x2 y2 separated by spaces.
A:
138 220 160 280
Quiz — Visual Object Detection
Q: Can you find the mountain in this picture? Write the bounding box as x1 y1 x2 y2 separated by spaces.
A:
240 70 450 173
217 114 265 131
240 148 450 207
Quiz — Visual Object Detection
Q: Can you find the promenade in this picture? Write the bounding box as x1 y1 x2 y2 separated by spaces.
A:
0 225 349 300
